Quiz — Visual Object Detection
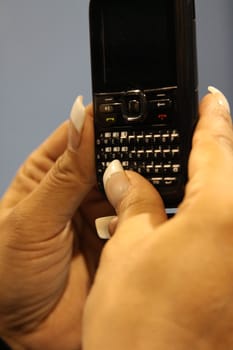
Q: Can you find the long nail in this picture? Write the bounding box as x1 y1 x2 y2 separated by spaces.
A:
68 95 86 151
95 216 117 239
103 160 130 209
208 86 231 114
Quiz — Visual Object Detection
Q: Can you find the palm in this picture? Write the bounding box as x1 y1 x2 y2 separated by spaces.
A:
19 189 112 350
0 115 113 349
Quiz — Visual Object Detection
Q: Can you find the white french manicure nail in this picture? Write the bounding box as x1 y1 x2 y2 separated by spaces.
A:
103 160 130 209
208 86 231 114
95 216 116 239
70 95 86 133
103 159 124 188
68 95 86 151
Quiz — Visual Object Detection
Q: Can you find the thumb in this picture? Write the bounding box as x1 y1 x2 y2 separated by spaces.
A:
102 160 167 237
180 87 233 213
16 96 95 234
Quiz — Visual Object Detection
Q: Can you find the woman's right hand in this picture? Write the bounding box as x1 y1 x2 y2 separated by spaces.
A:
83 88 233 350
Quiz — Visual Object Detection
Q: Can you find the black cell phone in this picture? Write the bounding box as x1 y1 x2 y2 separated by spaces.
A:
89 0 198 208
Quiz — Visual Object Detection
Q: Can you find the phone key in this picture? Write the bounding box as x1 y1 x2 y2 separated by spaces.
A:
111 153 117 160
129 135 135 144
122 161 129 167
103 116 117 125
136 150 144 158
171 130 180 142
145 146 152 153
119 153 126 160
172 164 181 173
153 134 161 145
97 168 104 175
152 99 172 110
110 138 117 146
99 104 114 113
138 167 145 175
164 177 177 186
113 146 120 152
154 149 162 160
161 133 170 143
162 149 171 159
112 132 120 138
146 165 153 174
145 135 153 144
171 148 180 159
104 132 112 138
151 177 163 186
106 162 111 167
136 154 143 161
136 136 144 146
128 152 135 160
145 134 153 139
154 165 163 175
105 147 112 153
119 138 127 145
121 131 128 138
145 151 152 161
121 146 128 152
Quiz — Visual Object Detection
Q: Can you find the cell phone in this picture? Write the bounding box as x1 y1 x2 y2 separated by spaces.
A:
89 0 198 208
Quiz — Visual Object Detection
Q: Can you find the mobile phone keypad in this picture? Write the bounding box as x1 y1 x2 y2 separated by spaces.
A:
96 129 182 188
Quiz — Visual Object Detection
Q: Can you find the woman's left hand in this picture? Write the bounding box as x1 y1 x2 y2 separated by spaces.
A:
0 100 112 350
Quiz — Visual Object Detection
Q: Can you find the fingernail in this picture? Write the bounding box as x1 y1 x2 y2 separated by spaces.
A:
68 95 86 151
103 160 130 209
208 86 231 114
95 216 116 239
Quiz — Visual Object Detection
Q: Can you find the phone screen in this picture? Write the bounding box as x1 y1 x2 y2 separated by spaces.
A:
101 0 177 91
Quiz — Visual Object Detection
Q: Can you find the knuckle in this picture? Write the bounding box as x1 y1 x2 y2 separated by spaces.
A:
50 151 94 188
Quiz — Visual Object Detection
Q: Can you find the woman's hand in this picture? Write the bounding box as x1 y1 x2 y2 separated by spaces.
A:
0 98 112 350
83 88 233 350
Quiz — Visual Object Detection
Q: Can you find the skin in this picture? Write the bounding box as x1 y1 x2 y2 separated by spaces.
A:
0 91 232 350
83 92 233 350
0 105 113 350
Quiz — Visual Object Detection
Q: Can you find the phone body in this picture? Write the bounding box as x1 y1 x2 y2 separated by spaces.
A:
89 0 198 208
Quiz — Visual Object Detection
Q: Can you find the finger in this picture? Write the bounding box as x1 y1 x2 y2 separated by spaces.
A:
11 97 96 238
103 160 167 238
181 87 233 210
2 103 94 210
1 121 69 208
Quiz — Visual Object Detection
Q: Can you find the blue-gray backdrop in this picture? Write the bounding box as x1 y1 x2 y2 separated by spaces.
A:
0 0 232 196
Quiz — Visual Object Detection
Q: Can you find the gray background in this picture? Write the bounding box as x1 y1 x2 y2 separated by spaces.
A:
0 0 233 196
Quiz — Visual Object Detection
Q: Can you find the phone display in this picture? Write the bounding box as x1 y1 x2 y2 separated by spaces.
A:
89 0 198 208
